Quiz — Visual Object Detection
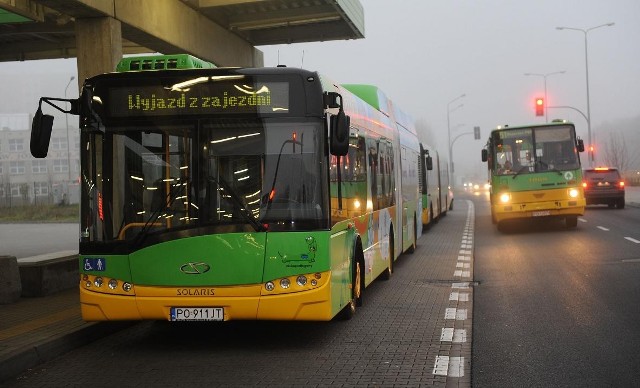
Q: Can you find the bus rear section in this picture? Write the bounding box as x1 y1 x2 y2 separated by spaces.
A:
482 122 586 230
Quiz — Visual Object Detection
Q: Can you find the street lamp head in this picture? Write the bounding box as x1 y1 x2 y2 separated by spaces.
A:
70 76 75 81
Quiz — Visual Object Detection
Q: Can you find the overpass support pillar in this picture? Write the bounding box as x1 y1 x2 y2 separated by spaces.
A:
75 17 123 88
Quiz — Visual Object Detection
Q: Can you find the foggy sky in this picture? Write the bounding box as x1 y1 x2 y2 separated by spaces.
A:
2 0 639 181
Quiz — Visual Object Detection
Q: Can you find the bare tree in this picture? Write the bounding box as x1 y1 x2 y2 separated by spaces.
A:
602 132 638 175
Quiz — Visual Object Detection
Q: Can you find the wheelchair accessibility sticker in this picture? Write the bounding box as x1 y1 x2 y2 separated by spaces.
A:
83 257 106 271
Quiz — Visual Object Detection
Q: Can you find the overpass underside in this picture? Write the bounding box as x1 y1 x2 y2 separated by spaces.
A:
0 0 364 84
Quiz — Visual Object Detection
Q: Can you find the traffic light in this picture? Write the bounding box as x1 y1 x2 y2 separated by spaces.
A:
535 97 544 116
473 126 481 140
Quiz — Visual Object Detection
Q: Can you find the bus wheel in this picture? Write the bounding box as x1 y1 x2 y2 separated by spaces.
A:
565 215 578 228
337 259 362 320
407 220 417 254
380 230 394 281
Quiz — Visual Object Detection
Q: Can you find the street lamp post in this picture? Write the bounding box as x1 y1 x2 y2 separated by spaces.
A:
556 22 614 167
524 71 565 123
447 94 465 187
64 76 75 182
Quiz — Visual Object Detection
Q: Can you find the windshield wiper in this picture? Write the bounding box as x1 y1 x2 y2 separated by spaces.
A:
208 176 266 232
511 166 530 179
535 160 563 176
131 178 188 247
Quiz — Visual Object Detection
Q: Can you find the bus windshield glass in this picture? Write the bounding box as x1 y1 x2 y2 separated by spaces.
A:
491 125 579 175
80 118 328 248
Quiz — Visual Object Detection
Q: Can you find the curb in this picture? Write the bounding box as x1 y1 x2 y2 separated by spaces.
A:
0 321 134 383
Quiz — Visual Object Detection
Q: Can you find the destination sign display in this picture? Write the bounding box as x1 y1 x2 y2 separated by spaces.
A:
107 79 290 117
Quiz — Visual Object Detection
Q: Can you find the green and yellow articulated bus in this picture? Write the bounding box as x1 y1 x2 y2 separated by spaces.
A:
30 54 420 322
481 121 586 231
418 144 452 229
341 84 422 254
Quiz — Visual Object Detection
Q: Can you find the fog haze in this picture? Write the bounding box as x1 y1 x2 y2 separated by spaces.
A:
2 0 639 182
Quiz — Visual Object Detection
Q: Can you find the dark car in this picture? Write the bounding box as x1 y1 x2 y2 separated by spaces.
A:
582 168 625 209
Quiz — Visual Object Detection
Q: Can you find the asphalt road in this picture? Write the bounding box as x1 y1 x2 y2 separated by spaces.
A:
471 191 640 387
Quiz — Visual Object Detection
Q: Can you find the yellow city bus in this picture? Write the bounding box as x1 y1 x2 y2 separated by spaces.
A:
29 55 421 321
481 121 586 231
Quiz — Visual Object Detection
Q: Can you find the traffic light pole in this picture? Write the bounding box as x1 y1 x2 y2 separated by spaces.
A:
548 105 591 161
450 132 473 179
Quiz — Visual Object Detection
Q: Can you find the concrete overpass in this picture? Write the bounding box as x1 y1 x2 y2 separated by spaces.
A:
0 0 364 88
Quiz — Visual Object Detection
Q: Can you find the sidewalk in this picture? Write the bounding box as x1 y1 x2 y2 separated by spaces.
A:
0 276 132 383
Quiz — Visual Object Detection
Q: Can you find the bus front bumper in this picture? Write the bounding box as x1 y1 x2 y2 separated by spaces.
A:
492 199 585 223
79 273 335 322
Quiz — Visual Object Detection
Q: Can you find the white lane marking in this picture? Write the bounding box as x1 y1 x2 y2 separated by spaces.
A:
624 237 640 244
453 329 467 343
445 308 456 320
454 270 471 278
579 218 587 223
621 259 640 263
449 292 470 302
433 356 465 377
597 226 609 231
452 282 470 289
441 328 454 341
444 308 468 320
448 357 465 377
433 356 450 376
441 328 467 343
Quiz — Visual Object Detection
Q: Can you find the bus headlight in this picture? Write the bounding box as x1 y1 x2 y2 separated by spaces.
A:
280 278 291 289
499 193 511 203
108 279 118 290
568 188 579 198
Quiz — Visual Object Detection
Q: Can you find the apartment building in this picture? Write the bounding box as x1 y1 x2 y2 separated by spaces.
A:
0 115 79 207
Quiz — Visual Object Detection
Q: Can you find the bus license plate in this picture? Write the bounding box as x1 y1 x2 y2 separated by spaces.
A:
170 307 224 321
532 210 551 217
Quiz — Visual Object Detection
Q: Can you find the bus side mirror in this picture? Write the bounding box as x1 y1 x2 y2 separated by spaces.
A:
426 155 433 171
330 110 350 156
481 149 488 162
576 138 585 153
30 107 54 158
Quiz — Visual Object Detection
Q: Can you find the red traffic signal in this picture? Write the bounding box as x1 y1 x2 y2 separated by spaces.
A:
535 97 544 116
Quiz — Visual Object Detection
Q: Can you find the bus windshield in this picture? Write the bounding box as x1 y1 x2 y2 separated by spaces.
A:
80 118 328 248
491 125 580 176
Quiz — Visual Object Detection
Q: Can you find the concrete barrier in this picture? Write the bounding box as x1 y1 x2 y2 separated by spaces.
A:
0 255 22 304
17 251 78 297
